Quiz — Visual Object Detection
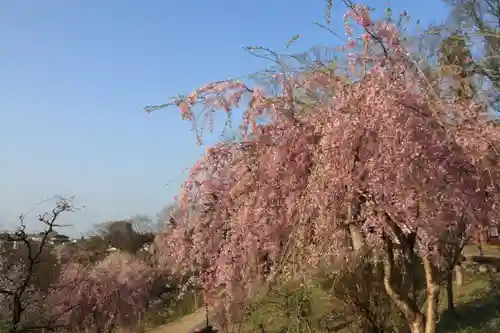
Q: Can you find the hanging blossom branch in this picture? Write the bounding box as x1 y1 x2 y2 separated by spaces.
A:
149 3 500 332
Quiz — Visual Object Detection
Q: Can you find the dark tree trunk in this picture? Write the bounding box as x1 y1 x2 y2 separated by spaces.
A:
446 270 455 314
9 297 22 333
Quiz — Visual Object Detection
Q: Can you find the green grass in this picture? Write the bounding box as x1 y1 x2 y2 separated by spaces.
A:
142 291 202 330
231 272 500 333
463 244 500 256
437 272 500 333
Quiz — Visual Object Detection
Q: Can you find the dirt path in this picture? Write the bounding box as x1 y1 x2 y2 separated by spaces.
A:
148 309 210 333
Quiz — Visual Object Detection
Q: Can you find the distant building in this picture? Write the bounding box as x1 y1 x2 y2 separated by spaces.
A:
0 233 19 249
106 245 118 252
51 234 70 245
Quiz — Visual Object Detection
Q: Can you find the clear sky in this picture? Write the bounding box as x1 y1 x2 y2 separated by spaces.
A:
0 0 449 236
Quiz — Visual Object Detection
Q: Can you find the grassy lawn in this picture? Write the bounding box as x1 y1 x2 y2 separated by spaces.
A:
237 272 500 333
437 272 500 333
145 271 500 333
463 244 500 259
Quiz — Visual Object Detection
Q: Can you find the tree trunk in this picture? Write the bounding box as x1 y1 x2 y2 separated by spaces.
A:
346 184 365 252
409 315 426 333
480 229 487 246
382 236 425 333
478 229 487 256
9 297 22 333
349 224 364 251
422 256 440 333
446 269 455 313
455 264 464 287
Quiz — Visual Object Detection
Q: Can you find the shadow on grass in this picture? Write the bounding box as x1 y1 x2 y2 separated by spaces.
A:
194 326 218 333
468 256 500 268
437 278 500 332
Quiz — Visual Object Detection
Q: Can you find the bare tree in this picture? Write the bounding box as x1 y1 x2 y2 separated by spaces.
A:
442 0 500 108
155 204 178 231
128 214 155 235
0 196 78 333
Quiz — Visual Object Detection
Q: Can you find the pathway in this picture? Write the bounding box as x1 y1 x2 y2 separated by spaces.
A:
148 309 212 333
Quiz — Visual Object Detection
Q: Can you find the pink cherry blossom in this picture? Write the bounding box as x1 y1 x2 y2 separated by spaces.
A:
152 4 500 324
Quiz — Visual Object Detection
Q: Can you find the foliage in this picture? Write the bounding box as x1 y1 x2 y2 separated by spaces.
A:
156 204 178 231
239 272 500 333
0 198 167 333
96 219 155 254
444 0 500 92
416 0 500 110
128 214 156 234
47 252 157 333
438 273 500 333
0 197 76 333
68 235 109 263
236 251 425 333
241 280 341 333
144 289 203 328
401 0 500 314
150 2 500 332
328 257 412 333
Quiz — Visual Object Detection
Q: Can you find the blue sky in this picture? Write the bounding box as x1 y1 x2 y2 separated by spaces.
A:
0 0 449 236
